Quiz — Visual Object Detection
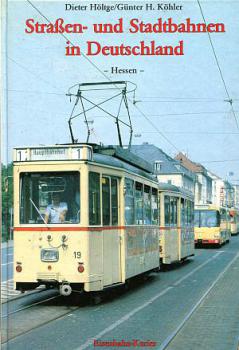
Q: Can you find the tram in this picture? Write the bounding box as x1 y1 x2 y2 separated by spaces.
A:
13 144 160 295
194 205 231 246
158 184 194 264
229 208 239 235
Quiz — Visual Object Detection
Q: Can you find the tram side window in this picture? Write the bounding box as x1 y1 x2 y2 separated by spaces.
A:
102 176 119 226
175 198 178 226
181 198 185 226
194 210 200 227
152 188 158 225
186 200 191 225
190 202 194 224
135 182 143 224
102 177 110 225
89 172 101 225
164 196 170 226
125 178 135 225
111 178 118 226
170 197 177 227
144 185 152 224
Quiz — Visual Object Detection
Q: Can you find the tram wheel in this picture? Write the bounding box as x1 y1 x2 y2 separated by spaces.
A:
91 293 102 305
124 280 130 291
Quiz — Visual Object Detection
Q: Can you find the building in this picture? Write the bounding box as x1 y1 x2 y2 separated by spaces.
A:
233 185 239 209
208 171 235 208
130 143 195 194
175 152 213 205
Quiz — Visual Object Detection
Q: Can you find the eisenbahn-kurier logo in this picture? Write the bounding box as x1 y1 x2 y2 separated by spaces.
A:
93 339 157 347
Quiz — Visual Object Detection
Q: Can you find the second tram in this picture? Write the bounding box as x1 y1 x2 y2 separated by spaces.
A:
194 205 231 246
158 184 194 264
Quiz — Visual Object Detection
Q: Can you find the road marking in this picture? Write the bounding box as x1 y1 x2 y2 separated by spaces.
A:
75 251 224 350
158 250 239 350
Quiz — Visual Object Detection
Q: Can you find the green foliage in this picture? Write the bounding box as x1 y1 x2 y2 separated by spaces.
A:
1 163 13 241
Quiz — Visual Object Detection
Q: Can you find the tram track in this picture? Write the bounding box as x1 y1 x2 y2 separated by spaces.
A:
1 251 215 346
158 250 239 350
2 291 79 344
3 247 238 349
2 292 60 318
1 283 48 304
75 250 226 350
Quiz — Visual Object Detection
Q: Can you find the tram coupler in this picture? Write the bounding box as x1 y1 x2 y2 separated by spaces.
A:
59 283 72 296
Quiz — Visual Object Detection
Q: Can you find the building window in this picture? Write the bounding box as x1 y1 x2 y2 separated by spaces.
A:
154 161 162 173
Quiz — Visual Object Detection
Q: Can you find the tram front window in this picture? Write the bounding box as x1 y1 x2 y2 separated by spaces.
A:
194 210 220 228
20 172 80 224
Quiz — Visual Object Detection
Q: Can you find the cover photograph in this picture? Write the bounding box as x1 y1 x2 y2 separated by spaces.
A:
1 0 239 349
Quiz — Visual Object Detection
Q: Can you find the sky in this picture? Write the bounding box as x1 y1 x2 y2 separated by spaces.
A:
2 0 239 182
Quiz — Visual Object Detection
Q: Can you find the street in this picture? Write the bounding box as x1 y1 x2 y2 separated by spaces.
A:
2 237 239 350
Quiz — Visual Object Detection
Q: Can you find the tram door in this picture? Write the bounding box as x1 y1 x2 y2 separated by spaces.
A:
102 176 121 285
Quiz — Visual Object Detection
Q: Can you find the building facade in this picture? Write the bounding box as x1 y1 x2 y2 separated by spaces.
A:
130 144 195 195
208 171 235 208
233 185 239 209
175 152 212 205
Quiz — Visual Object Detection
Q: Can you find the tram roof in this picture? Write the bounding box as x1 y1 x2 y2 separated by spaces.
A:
92 153 157 183
158 182 193 199
13 144 158 184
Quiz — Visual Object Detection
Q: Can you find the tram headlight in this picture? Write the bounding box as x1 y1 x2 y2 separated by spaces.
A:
16 264 22 273
41 249 59 262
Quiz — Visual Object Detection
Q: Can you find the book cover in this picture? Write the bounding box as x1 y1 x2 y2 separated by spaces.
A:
1 1 239 349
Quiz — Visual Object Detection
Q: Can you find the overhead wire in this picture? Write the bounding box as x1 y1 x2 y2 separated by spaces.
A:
137 131 239 135
7 56 62 93
197 0 239 130
25 0 180 152
25 0 238 156
133 100 226 103
198 159 239 164
6 89 65 96
135 96 229 101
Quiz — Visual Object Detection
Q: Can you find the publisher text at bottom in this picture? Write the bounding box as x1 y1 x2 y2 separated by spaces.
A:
93 339 157 347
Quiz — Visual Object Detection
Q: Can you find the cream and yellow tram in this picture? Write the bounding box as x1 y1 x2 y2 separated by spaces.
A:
13 144 160 295
194 205 231 246
158 184 194 264
229 208 239 235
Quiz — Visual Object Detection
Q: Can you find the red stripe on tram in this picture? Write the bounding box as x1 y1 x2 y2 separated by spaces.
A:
159 226 182 230
14 226 126 232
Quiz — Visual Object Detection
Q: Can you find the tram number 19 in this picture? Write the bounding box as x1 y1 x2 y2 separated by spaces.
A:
74 251 81 259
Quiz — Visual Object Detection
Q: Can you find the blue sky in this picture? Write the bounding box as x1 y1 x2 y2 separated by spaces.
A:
3 0 239 181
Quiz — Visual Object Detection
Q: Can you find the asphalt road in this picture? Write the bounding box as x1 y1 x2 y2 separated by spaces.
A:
2 237 239 350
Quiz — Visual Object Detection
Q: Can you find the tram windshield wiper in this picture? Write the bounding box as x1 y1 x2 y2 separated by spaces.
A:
30 198 48 227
